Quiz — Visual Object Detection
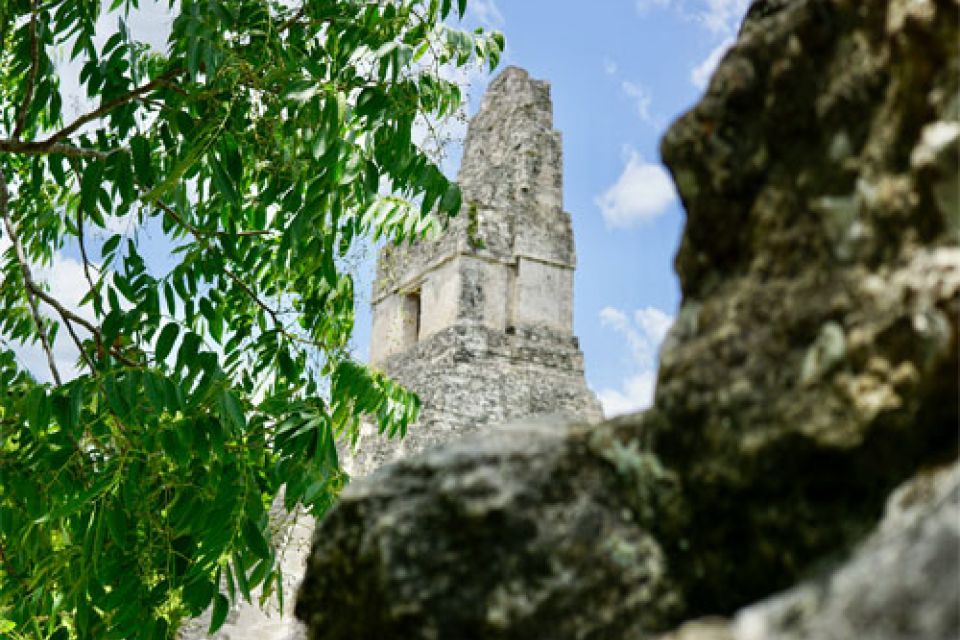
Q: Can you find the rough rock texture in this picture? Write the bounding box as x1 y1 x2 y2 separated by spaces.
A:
654 0 959 613
299 419 684 640
656 460 960 640
296 1 960 638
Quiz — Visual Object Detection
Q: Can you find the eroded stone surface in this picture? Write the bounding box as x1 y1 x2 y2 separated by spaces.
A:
297 418 684 640
654 0 960 614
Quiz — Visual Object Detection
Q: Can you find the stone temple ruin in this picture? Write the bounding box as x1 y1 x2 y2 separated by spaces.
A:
351 66 602 474
187 66 600 639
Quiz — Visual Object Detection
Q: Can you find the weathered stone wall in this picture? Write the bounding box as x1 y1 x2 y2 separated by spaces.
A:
350 324 599 474
370 67 583 364
295 1 960 638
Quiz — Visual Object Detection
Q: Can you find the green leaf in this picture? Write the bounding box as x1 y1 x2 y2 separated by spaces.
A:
221 133 242 186
218 389 245 432
440 182 462 216
209 153 240 205
208 594 230 634
105 506 127 546
155 323 180 364
26 386 50 433
241 518 271 560
101 233 122 259
182 576 214 615
130 135 154 187
80 160 105 216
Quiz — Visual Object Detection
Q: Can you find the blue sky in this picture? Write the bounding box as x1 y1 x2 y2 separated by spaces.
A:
356 0 750 416
11 0 750 417
488 0 749 416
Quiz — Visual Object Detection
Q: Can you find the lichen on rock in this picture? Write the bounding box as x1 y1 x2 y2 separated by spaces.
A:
295 419 683 640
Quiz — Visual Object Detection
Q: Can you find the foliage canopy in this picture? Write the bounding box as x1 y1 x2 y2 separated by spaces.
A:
0 0 502 637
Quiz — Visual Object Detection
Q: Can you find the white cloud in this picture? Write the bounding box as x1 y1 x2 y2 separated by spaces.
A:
470 0 504 26
698 0 750 34
35 253 97 325
598 371 657 418
620 80 654 124
595 148 677 228
637 0 748 34
597 305 675 418
634 307 673 346
599 306 629 329
601 60 660 128
634 0 749 39
691 37 733 89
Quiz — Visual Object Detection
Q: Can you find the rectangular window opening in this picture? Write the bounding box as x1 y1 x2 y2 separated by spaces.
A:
402 289 421 348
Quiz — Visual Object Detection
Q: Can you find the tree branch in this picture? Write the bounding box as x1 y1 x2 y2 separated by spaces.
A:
0 171 61 385
277 5 307 32
1 167 133 371
62 310 96 373
43 69 183 147
0 139 110 158
71 159 100 295
0 68 182 157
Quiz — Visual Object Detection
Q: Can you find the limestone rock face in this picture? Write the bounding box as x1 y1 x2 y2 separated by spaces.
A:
654 0 960 614
296 1 959 638
298 419 683 640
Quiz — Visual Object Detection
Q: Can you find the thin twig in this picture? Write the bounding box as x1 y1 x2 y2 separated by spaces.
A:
277 5 307 32
0 172 132 369
152 201 295 342
0 170 61 385
71 158 100 294
31 287 137 368
223 265 282 326
152 197 274 238
62 311 95 373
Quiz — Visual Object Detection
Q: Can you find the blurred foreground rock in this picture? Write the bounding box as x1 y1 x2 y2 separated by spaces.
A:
296 418 684 639
296 0 959 638
657 460 960 640
655 0 959 613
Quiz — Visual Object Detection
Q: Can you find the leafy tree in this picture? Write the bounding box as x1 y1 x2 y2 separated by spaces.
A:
0 0 502 637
